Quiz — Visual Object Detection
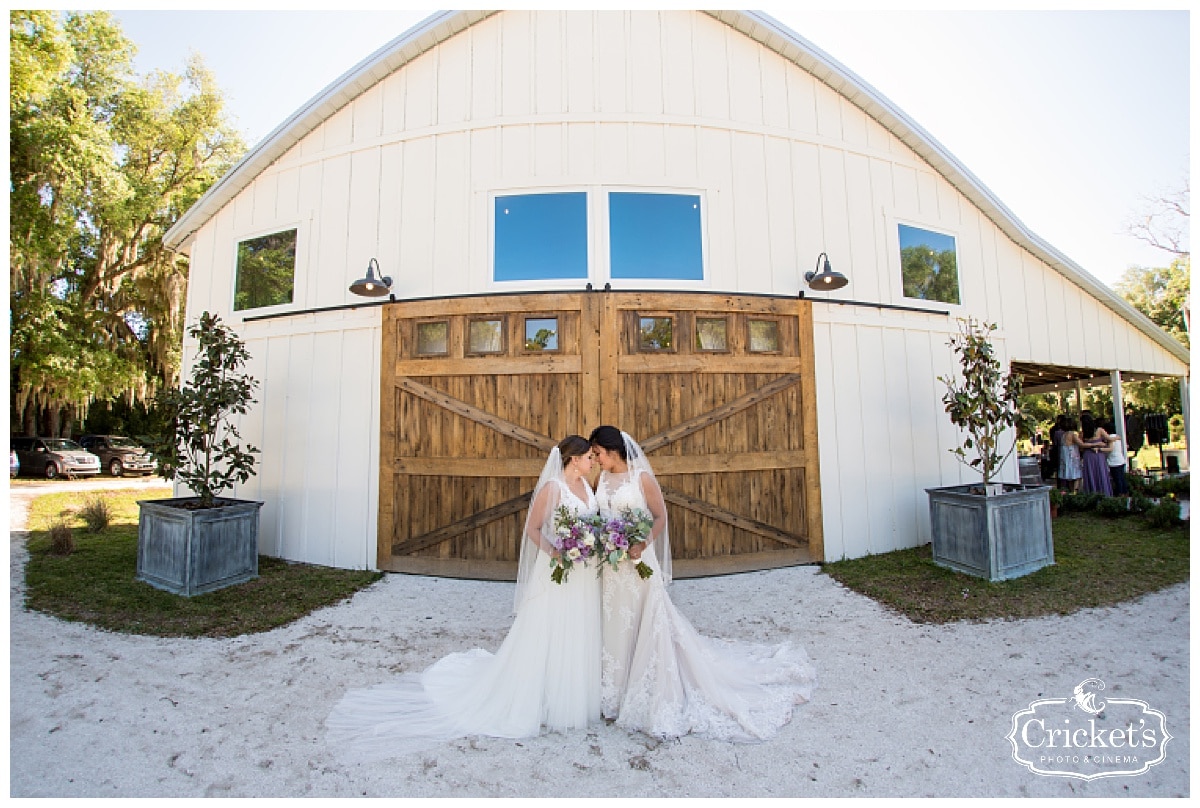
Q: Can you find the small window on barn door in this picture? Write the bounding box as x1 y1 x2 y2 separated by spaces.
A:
524 317 559 352
234 228 297 311
467 318 505 355
899 224 960 305
695 317 728 352
747 319 781 353
638 316 675 352
415 321 449 356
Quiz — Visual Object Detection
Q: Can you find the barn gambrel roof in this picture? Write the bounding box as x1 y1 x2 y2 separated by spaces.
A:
163 9 1188 365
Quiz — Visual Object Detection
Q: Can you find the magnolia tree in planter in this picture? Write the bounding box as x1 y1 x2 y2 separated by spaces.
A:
137 312 263 596
937 318 1033 494
927 318 1053 581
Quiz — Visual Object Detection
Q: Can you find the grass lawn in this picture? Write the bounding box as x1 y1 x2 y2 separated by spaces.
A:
21 488 383 638
821 510 1189 624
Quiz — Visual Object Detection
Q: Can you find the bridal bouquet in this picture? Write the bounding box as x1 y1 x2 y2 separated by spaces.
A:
549 505 601 584
597 508 655 579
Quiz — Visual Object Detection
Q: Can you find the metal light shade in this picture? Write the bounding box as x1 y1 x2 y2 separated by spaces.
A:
804 252 849 291
349 258 392 297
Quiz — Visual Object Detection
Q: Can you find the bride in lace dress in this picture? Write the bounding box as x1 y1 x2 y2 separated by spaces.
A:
588 426 816 742
325 436 601 762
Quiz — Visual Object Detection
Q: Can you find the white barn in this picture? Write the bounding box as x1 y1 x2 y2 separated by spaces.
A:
163 10 1189 574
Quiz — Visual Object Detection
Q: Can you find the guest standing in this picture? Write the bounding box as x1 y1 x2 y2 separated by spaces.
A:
1079 413 1113 496
1057 416 1085 493
1104 421 1129 495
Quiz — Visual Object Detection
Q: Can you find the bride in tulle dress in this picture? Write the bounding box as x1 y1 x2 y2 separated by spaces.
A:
588 426 816 742
325 436 601 763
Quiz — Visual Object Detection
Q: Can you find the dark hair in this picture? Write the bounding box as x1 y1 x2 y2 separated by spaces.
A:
1062 415 1079 432
1080 412 1096 437
588 425 627 461
557 435 590 466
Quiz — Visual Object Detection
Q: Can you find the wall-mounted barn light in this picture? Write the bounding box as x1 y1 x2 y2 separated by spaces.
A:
349 258 392 297
805 252 849 291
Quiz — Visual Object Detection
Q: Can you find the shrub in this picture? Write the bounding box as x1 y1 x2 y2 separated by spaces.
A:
1048 488 1065 508
1096 496 1132 518
1145 499 1182 529
1163 474 1190 498
1127 473 1148 495
48 522 75 555
1129 495 1154 514
1061 492 1101 513
79 497 112 533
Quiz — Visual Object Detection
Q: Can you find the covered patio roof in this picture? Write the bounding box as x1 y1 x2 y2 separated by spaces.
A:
1013 361 1181 395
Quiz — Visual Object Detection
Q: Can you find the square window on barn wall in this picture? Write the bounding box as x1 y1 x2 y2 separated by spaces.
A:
898 224 960 305
609 192 704 280
234 228 297 311
494 192 589 282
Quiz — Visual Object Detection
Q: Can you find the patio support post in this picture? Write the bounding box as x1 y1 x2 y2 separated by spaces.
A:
1181 376 1190 463
1110 370 1127 450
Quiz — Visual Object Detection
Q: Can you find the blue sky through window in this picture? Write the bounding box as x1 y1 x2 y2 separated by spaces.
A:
494 193 588 282
898 224 956 256
609 193 703 280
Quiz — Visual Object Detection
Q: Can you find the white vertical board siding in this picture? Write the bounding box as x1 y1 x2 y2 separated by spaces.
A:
180 10 1186 567
218 311 382 568
813 310 996 559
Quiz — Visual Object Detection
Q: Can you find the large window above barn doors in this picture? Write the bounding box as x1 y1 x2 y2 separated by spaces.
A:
608 192 703 281
234 228 297 311
491 189 706 286
898 224 961 305
494 192 589 283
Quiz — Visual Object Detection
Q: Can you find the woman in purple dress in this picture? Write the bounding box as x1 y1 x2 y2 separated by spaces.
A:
1079 413 1113 496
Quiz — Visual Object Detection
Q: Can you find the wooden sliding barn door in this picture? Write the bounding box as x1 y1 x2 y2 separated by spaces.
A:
379 291 822 579
378 293 600 578
599 293 822 575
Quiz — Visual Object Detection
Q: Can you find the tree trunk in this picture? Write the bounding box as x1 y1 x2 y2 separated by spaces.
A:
47 405 61 438
22 401 37 437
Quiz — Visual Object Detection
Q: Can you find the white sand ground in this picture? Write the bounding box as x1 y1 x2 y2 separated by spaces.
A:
8 479 1190 798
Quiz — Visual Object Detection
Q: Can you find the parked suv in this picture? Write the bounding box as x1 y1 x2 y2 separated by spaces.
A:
78 435 158 477
10 437 101 479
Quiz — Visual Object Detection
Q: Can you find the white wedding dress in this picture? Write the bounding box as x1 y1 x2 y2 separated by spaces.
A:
325 479 600 763
597 469 816 742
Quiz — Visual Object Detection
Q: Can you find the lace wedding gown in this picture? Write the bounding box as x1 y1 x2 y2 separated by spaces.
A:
597 469 816 742
325 480 600 763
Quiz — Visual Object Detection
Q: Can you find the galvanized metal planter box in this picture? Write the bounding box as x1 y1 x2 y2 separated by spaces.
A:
136 498 263 596
925 484 1054 582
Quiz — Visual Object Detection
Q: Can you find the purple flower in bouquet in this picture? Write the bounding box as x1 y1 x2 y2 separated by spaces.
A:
549 506 600 584
598 508 654 579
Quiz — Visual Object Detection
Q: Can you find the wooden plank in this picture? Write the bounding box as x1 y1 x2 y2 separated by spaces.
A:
395 376 556 451
797 298 824 560
396 354 582 377
377 309 399 570
390 293 585 319
609 291 799 316
662 487 806 549
650 450 808 476
641 374 801 453
393 490 532 555
580 292 602 435
391 457 547 478
599 292 621 426
617 354 800 374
